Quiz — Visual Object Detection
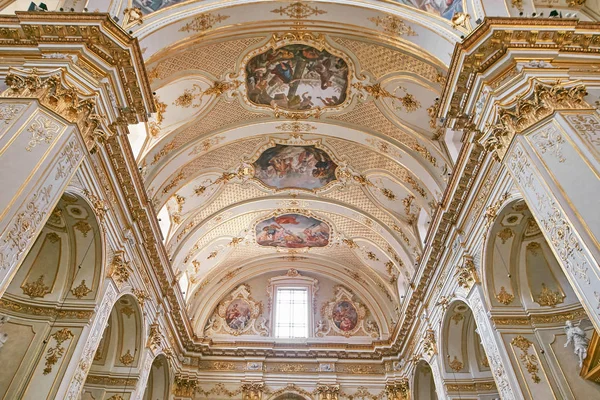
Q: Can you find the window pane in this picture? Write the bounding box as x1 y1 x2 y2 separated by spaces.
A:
275 288 308 339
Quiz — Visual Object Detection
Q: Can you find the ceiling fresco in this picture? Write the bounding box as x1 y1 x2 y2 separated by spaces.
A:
246 44 349 111
399 0 464 20
255 213 331 249
124 0 467 343
252 144 338 191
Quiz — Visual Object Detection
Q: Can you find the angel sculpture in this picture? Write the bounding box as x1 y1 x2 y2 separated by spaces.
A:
315 319 327 337
564 320 590 368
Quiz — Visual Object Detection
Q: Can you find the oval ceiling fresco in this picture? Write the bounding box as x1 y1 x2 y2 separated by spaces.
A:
255 214 330 249
253 144 338 191
245 44 349 111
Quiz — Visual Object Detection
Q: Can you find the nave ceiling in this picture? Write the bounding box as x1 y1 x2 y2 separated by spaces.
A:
124 2 467 345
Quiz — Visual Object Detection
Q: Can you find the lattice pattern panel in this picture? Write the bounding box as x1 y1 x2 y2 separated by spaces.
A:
192 184 268 225
148 37 265 80
190 211 264 251
326 138 412 185
183 137 265 174
173 99 268 148
332 36 440 81
327 102 417 148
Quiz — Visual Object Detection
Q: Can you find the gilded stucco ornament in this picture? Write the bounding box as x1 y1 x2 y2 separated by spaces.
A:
482 80 589 161
179 12 230 33
422 329 437 356
368 15 416 37
455 256 479 290
271 2 327 19
109 251 130 285
495 286 515 305
385 379 409 400
22 275 51 298
2 68 108 152
173 376 198 397
535 283 565 307
70 280 92 299
44 328 74 375
511 335 541 383
319 286 373 338
241 382 264 400
205 284 267 337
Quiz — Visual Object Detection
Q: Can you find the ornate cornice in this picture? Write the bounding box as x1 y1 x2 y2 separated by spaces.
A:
440 17 600 125
0 12 154 120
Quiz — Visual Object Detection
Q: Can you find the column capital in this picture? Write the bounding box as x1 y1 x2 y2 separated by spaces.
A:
0 11 154 143
385 378 410 400
438 17 600 158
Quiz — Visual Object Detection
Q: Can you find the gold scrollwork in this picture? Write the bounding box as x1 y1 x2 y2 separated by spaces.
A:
22 275 51 299
71 280 92 299
511 335 541 383
495 286 515 305
43 328 74 375
535 283 565 308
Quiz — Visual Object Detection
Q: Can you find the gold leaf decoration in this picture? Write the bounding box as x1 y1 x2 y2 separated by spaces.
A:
43 328 73 375
535 283 564 308
450 312 464 325
70 280 92 299
495 286 515 305
73 220 92 237
497 227 514 244
46 232 60 243
271 2 327 19
511 335 541 383
179 13 230 33
369 15 417 36
119 349 134 366
449 355 464 372
22 275 51 298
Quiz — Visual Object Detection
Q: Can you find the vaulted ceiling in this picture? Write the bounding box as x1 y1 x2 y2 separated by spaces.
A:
126 0 475 340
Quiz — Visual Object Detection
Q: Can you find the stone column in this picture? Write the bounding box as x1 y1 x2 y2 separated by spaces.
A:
0 97 85 295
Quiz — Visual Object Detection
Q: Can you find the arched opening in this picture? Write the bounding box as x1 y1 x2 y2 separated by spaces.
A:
272 394 308 400
82 294 144 399
414 360 437 400
0 192 103 399
143 354 170 400
484 198 600 398
441 300 498 399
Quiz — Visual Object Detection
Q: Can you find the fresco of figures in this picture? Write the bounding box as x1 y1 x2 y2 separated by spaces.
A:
253 144 338 190
246 44 349 111
225 299 252 330
397 0 463 20
256 214 330 248
133 0 186 14
332 300 359 332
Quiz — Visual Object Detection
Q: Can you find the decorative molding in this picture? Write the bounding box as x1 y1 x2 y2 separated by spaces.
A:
535 283 565 307
449 355 464 372
44 328 74 375
179 13 230 33
22 275 51 298
511 335 541 383
271 2 327 19
108 251 130 285
482 80 588 161
422 329 437 356
368 15 416 36
70 280 92 299
2 68 105 151
456 256 479 290
119 349 134 366
320 286 373 338
495 286 515 305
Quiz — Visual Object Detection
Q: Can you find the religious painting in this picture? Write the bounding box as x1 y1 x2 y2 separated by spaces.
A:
253 144 338 190
207 285 268 336
319 286 372 338
133 0 187 14
397 0 463 20
225 299 252 330
332 300 358 332
245 44 349 111
255 214 330 249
